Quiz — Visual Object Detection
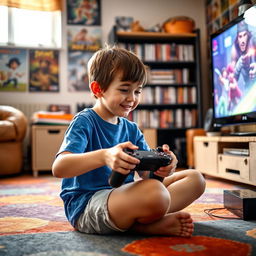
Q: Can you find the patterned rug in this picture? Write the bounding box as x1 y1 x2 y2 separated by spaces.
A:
0 174 255 256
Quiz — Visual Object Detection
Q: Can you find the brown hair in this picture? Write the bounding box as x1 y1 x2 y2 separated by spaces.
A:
87 45 147 92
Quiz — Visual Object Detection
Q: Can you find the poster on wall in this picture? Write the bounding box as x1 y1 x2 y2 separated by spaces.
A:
67 26 102 52
29 50 59 92
67 50 94 91
0 48 28 92
67 0 101 26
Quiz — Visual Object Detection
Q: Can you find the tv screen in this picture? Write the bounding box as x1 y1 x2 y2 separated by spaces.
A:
210 15 256 128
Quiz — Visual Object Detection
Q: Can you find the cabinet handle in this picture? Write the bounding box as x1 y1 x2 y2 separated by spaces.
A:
203 142 209 147
226 168 240 175
244 159 248 165
48 129 60 134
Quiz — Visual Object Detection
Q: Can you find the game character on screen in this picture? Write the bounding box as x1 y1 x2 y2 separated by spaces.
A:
216 67 229 117
2 58 23 88
231 21 256 89
52 45 205 236
227 64 242 112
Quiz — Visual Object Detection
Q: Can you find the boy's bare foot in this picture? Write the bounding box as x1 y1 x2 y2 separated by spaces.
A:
131 211 194 237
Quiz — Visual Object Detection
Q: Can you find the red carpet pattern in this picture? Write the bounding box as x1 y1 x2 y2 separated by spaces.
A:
122 236 251 256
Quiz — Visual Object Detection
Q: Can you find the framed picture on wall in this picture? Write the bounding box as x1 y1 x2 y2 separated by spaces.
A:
67 0 101 26
29 50 59 92
0 48 28 92
67 50 93 92
67 26 102 51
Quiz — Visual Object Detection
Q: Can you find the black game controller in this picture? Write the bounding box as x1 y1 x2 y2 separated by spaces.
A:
108 147 172 187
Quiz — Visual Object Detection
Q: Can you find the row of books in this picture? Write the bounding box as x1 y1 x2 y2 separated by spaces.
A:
128 109 197 129
148 68 190 84
118 43 194 62
140 86 197 104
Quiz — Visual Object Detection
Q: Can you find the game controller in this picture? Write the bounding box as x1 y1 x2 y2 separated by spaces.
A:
108 147 172 187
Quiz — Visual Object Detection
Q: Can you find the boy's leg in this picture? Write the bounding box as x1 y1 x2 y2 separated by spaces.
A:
163 169 206 213
108 178 194 236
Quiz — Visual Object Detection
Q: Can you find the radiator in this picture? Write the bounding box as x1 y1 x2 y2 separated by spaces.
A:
6 103 48 120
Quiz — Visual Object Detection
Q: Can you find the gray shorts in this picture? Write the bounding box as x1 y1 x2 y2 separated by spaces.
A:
75 189 127 234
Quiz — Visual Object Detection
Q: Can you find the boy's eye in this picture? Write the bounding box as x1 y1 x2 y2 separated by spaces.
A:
119 89 129 93
135 90 142 95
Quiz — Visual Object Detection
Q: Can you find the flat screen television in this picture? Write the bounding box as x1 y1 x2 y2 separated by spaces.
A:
210 14 256 134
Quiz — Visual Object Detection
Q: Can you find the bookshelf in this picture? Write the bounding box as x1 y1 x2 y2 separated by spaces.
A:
108 27 203 167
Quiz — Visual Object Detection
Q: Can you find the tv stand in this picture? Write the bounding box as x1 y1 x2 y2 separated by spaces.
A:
194 136 256 185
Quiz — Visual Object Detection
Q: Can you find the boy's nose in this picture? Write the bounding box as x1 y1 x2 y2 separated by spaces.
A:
127 93 136 101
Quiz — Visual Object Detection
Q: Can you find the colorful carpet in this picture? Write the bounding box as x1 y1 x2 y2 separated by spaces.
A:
0 174 255 256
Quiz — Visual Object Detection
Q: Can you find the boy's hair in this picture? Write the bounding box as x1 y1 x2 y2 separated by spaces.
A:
87 45 147 91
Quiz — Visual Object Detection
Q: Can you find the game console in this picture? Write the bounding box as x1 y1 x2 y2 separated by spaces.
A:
108 148 172 187
224 189 256 220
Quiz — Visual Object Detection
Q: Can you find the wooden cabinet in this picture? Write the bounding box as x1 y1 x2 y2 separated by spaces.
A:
31 125 68 177
194 136 256 185
109 27 203 167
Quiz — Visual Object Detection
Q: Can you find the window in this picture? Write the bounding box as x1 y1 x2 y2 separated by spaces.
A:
0 6 61 48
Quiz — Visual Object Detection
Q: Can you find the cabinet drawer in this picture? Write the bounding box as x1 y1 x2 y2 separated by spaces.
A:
218 154 250 182
194 140 218 175
32 126 67 171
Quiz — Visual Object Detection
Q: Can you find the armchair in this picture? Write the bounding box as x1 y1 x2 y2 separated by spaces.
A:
0 105 27 175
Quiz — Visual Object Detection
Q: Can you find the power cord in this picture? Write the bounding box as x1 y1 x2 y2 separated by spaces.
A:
204 207 241 219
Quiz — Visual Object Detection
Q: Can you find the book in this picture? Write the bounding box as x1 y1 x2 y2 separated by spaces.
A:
32 111 73 125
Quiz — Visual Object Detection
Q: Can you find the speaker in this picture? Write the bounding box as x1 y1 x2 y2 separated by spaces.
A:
204 108 220 132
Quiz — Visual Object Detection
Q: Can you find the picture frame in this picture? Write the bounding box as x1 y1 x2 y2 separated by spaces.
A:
67 50 93 92
67 26 102 51
0 48 28 92
67 0 101 26
29 50 59 92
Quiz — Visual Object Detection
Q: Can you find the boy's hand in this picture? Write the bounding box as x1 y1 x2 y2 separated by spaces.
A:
105 141 140 175
153 144 178 178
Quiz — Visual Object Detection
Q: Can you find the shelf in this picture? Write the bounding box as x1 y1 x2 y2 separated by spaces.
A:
116 31 197 40
136 104 197 109
144 61 195 68
157 127 196 131
145 83 196 87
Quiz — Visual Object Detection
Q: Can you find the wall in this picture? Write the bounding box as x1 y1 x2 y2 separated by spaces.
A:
0 0 209 117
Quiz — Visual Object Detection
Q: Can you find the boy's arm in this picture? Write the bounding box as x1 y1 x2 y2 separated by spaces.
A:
52 141 140 178
52 149 107 178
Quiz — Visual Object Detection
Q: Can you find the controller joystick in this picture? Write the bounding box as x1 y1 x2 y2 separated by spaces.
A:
108 148 172 187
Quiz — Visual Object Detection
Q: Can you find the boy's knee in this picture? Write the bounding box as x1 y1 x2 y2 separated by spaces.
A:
140 179 170 214
187 169 206 195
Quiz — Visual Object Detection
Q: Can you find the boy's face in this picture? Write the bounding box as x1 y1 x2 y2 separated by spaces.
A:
99 72 143 120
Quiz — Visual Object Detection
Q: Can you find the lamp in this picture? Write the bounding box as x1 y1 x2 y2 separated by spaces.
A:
243 4 256 26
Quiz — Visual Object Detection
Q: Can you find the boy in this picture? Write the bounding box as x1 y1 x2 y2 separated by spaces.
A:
52 45 205 236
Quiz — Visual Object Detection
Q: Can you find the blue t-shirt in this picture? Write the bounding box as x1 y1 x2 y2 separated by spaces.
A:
58 108 150 226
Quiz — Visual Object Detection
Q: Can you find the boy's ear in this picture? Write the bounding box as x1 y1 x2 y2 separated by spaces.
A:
90 81 102 97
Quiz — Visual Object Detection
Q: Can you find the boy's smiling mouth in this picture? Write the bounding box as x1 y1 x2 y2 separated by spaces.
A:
120 104 133 110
